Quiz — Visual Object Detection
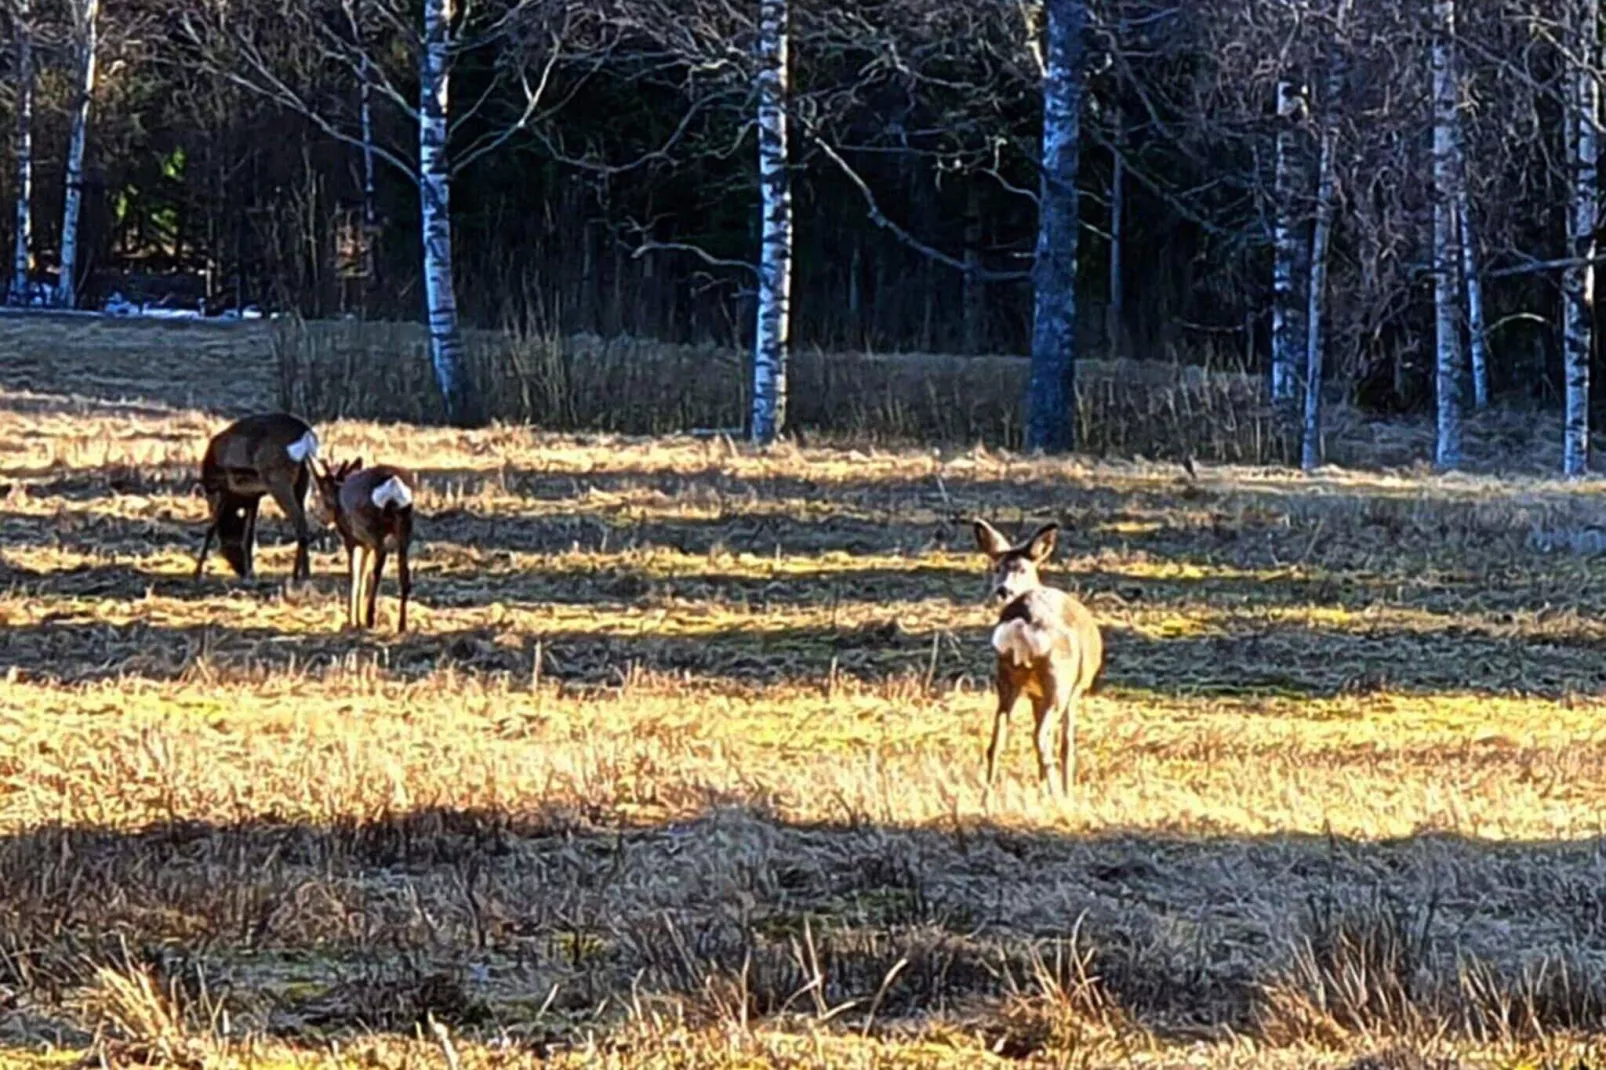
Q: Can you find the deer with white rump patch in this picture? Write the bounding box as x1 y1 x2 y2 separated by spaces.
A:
973 519 1103 799
312 458 416 632
195 413 319 583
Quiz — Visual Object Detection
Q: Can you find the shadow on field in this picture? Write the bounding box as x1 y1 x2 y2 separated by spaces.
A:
0 606 1600 699
2 806 1605 1050
3 463 199 503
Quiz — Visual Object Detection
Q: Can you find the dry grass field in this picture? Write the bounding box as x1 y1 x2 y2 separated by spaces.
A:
3 313 1606 1068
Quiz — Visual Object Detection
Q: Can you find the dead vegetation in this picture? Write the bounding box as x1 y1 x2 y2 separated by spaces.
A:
1 317 1605 1067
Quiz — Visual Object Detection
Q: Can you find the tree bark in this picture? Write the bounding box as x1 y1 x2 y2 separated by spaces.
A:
1458 196 1489 409
360 57 376 230
8 0 33 306
1271 77 1306 417
1106 107 1124 361
56 0 100 310
1564 0 1598 477
1301 2 1351 472
1025 0 1086 453
750 0 792 445
420 0 471 425
1432 0 1465 470
963 184 985 354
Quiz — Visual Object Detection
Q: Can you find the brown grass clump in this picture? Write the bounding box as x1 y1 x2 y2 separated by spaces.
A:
3 316 1606 1068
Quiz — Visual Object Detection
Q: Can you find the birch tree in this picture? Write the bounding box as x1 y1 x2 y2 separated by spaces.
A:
417 0 467 423
56 0 100 310
1024 0 1087 453
1563 0 1598 477
7 0 33 306
1300 1 1350 472
1270 76 1306 420
749 0 792 445
1457 189 1489 408
1431 0 1463 470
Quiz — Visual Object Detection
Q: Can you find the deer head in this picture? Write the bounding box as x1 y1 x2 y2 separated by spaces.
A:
311 457 363 525
974 520 1059 605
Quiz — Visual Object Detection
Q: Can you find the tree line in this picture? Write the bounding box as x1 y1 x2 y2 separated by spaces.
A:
1 0 1603 469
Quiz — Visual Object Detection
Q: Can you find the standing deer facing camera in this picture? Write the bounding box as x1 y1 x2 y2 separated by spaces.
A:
195 413 319 583
312 458 416 632
973 519 1103 799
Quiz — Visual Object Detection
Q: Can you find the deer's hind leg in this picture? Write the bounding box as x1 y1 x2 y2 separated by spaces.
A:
395 518 413 634
1030 690 1063 799
1059 687 1081 796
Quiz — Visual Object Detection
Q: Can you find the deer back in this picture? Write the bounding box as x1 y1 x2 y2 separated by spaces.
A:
203 413 318 496
337 465 416 545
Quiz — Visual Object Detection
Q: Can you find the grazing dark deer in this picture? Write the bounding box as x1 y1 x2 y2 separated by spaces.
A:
195 413 319 582
312 458 416 632
973 519 1104 799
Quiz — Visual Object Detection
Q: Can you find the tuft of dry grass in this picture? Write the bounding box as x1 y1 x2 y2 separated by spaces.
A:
4 316 1606 1067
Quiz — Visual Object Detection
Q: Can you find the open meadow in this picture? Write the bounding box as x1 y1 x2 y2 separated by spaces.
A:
4 315 1606 1068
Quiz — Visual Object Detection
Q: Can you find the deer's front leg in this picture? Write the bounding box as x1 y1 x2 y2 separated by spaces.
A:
984 663 1020 803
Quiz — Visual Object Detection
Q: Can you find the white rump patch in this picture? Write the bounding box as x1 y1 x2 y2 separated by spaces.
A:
285 430 319 463
370 476 413 510
992 619 1053 666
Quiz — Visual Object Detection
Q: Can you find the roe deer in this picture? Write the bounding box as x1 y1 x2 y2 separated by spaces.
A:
312 458 416 632
973 519 1103 799
195 413 319 582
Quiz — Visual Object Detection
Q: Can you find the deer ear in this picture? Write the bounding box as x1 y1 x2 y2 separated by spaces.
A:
1025 523 1059 562
973 519 1012 558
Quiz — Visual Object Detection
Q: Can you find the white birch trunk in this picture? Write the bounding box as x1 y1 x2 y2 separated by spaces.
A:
1271 77 1305 411
420 0 470 424
1024 0 1086 453
56 0 99 310
1300 91 1340 471
8 0 33 306
1457 195 1489 409
1300 2 1352 472
750 0 792 444
1564 0 1598 478
1431 0 1464 470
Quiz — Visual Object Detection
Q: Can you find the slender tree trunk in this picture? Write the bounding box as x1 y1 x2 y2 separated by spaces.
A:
1458 197 1489 409
56 0 100 310
419 0 471 425
750 0 792 445
1301 3 1351 472
1432 0 1465 470
1564 0 1598 477
1106 107 1124 360
1271 77 1306 416
360 62 376 230
9 0 33 306
1025 0 1086 453
356 1 378 314
962 185 985 354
